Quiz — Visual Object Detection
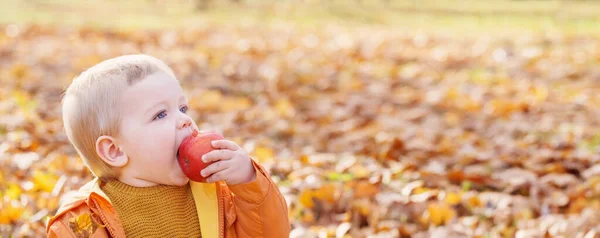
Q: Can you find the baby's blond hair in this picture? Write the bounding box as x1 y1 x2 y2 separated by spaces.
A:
62 54 175 179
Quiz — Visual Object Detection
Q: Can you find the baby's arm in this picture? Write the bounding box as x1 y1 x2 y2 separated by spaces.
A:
200 139 291 237
227 160 290 237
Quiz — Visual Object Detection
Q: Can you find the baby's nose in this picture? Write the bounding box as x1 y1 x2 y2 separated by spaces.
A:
177 115 193 129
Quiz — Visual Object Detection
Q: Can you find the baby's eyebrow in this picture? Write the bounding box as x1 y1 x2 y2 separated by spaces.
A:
144 101 168 115
144 95 186 115
178 95 187 103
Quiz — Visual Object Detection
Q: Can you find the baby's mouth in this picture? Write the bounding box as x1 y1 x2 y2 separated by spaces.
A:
176 127 193 160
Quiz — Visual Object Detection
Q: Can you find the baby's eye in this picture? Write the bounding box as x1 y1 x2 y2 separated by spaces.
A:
180 105 188 113
153 110 167 120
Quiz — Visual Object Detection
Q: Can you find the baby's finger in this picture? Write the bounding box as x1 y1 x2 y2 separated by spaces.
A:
211 140 240 151
202 149 235 163
205 168 232 183
201 160 230 178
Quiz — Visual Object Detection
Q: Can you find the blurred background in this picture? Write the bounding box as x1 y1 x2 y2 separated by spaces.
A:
2 0 600 237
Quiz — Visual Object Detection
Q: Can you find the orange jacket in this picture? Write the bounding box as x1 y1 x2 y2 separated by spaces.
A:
46 160 290 238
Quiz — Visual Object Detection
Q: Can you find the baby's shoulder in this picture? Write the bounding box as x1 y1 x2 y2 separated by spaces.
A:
47 197 106 237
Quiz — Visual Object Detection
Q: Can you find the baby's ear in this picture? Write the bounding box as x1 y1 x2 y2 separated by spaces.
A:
96 135 128 168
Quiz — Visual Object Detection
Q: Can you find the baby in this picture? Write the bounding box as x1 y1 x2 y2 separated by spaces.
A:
46 54 290 238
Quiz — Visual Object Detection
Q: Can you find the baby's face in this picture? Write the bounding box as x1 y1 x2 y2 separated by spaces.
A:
116 72 198 186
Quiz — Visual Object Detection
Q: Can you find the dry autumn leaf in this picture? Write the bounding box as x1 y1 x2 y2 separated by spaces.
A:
32 170 59 193
68 213 104 237
426 202 457 226
252 146 275 163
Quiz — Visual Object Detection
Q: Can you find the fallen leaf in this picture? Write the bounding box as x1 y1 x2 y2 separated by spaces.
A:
32 170 58 193
444 192 462 205
253 146 275 163
427 202 457 226
353 181 379 199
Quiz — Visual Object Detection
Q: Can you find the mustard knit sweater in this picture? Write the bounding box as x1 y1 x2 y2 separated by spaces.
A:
101 180 201 238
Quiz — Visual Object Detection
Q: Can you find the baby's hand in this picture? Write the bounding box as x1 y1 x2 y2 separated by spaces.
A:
200 140 256 185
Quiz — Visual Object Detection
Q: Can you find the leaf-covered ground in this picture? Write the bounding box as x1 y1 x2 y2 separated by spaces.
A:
2 23 600 237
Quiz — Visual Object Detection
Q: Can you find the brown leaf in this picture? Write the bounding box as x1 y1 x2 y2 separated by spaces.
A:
353 181 379 199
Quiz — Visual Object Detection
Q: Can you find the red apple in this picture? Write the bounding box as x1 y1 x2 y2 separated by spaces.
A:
177 130 224 182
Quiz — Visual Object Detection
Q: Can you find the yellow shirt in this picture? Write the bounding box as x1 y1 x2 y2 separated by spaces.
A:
101 180 201 238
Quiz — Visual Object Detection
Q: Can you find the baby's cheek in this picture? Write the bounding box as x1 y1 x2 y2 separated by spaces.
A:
190 121 200 131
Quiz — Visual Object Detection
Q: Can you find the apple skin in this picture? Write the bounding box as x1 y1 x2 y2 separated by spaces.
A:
177 130 224 183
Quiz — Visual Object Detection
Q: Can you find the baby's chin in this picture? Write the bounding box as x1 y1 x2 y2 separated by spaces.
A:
162 159 190 186
168 177 190 186
149 168 189 186
167 169 190 186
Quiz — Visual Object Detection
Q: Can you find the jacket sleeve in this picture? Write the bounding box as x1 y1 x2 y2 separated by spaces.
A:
47 218 75 238
227 159 291 237
46 202 112 238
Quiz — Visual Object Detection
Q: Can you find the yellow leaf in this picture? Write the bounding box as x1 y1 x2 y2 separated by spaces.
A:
0 201 24 224
275 99 295 117
531 86 548 102
501 226 516 238
68 213 104 236
444 192 462 205
516 208 534 220
253 146 274 163
465 195 482 208
427 202 456 226
5 183 21 200
70 213 92 230
10 64 29 80
301 210 315 223
462 97 481 112
13 90 30 108
13 90 38 119
299 190 315 208
445 87 459 100
32 170 58 193
487 99 524 117
298 73 316 85
443 112 460 127
413 187 430 194
300 155 310 164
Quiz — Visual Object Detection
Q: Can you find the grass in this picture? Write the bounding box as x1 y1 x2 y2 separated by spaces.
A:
1 0 600 35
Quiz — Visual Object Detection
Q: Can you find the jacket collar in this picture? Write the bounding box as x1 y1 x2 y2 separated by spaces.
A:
49 178 221 238
190 182 221 238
